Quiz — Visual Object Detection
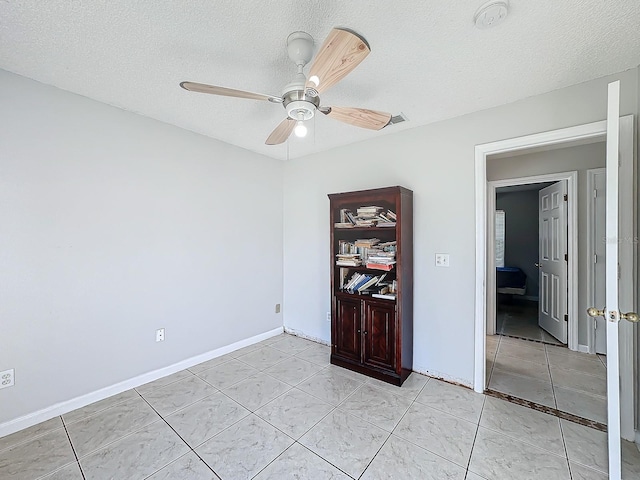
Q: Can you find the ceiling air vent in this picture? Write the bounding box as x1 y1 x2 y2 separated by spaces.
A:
388 113 408 126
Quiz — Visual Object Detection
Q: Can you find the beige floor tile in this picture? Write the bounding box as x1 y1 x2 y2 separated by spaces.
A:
80 420 189 480
300 410 389 479
0 428 76 480
0 416 64 452
146 451 219 480
468 427 570 480
196 415 293 480
415 379 485 423
339 383 413 431
297 368 363 405
361 435 466 480
554 386 607 424
164 392 250 448
488 369 556 408
394 404 477 467
253 443 350 480
223 372 291 411
66 396 159 457
550 366 607 397
141 375 218 416
480 397 564 456
255 388 333 439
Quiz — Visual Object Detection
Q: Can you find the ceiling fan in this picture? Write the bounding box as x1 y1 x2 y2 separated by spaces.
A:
180 28 392 145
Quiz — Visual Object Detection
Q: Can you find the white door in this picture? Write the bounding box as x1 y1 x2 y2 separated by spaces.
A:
587 80 639 480
538 181 567 343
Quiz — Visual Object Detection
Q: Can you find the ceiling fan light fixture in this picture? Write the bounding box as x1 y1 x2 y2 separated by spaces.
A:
294 120 307 138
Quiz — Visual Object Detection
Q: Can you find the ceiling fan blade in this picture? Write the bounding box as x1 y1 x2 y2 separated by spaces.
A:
265 118 296 145
180 82 282 103
305 28 370 95
321 106 391 130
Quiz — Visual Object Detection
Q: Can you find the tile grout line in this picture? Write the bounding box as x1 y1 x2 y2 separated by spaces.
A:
356 378 430 478
59 415 86 480
464 396 486 476
136 390 221 479
545 343 560 410
557 418 575 480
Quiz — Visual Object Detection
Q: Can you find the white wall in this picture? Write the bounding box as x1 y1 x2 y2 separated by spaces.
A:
283 68 638 386
489 143 607 346
0 70 284 424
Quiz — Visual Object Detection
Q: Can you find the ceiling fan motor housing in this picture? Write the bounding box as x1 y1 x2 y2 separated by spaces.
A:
283 90 320 120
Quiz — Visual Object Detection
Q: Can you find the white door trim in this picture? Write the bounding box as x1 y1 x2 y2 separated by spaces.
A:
586 167 606 355
473 116 635 442
487 173 577 349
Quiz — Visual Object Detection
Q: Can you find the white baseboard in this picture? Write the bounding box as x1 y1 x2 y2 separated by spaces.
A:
577 344 590 354
0 326 283 438
284 326 330 346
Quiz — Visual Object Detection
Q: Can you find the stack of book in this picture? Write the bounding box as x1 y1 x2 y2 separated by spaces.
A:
336 253 362 267
366 241 397 270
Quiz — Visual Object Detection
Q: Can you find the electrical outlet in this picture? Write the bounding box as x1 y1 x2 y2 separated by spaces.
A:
326 312 331 322
156 328 165 342
275 303 281 313
435 253 450 267
0 369 14 389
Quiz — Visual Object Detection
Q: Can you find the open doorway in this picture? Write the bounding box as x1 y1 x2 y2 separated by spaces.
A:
494 180 564 345
474 115 636 444
483 148 612 426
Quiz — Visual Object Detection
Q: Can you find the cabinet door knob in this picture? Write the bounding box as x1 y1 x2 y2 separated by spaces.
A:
364 331 368 335
357 329 361 333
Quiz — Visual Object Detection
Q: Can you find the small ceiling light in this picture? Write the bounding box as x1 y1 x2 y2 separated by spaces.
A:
474 1 509 29
294 121 307 138
309 75 320 87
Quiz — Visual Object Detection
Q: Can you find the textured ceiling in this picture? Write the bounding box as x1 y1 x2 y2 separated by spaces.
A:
1 1 639 160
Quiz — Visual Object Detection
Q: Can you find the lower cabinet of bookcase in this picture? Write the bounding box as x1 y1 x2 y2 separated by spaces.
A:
332 295 404 386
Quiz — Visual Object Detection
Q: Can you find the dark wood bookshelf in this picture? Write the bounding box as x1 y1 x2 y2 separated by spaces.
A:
328 186 413 386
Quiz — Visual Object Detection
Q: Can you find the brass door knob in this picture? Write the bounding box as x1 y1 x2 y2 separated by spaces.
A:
587 307 605 317
621 311 639 323
535 263 542 268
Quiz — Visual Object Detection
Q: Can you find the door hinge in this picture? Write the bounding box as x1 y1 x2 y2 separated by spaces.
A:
563 194 568 201
564 253 568 262
564 314 568 322
593 189 597 199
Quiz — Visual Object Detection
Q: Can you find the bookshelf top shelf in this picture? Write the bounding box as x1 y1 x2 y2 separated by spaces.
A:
333 226 397 232
336 290 396 302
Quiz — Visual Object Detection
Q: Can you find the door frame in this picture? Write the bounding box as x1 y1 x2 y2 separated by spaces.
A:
586 167 607 355
487 173 577 348
473 116 635 440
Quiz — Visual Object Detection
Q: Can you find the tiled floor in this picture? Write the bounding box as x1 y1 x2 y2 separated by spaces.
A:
496 299 563 345
2 333 640 479
487 334 609 425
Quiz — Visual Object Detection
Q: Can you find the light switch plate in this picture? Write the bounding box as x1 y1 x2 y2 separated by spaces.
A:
435 254 450 267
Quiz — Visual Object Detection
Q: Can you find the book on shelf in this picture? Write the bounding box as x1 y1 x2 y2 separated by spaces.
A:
354 238 380 247
372 293 396 300
366 262 396 271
